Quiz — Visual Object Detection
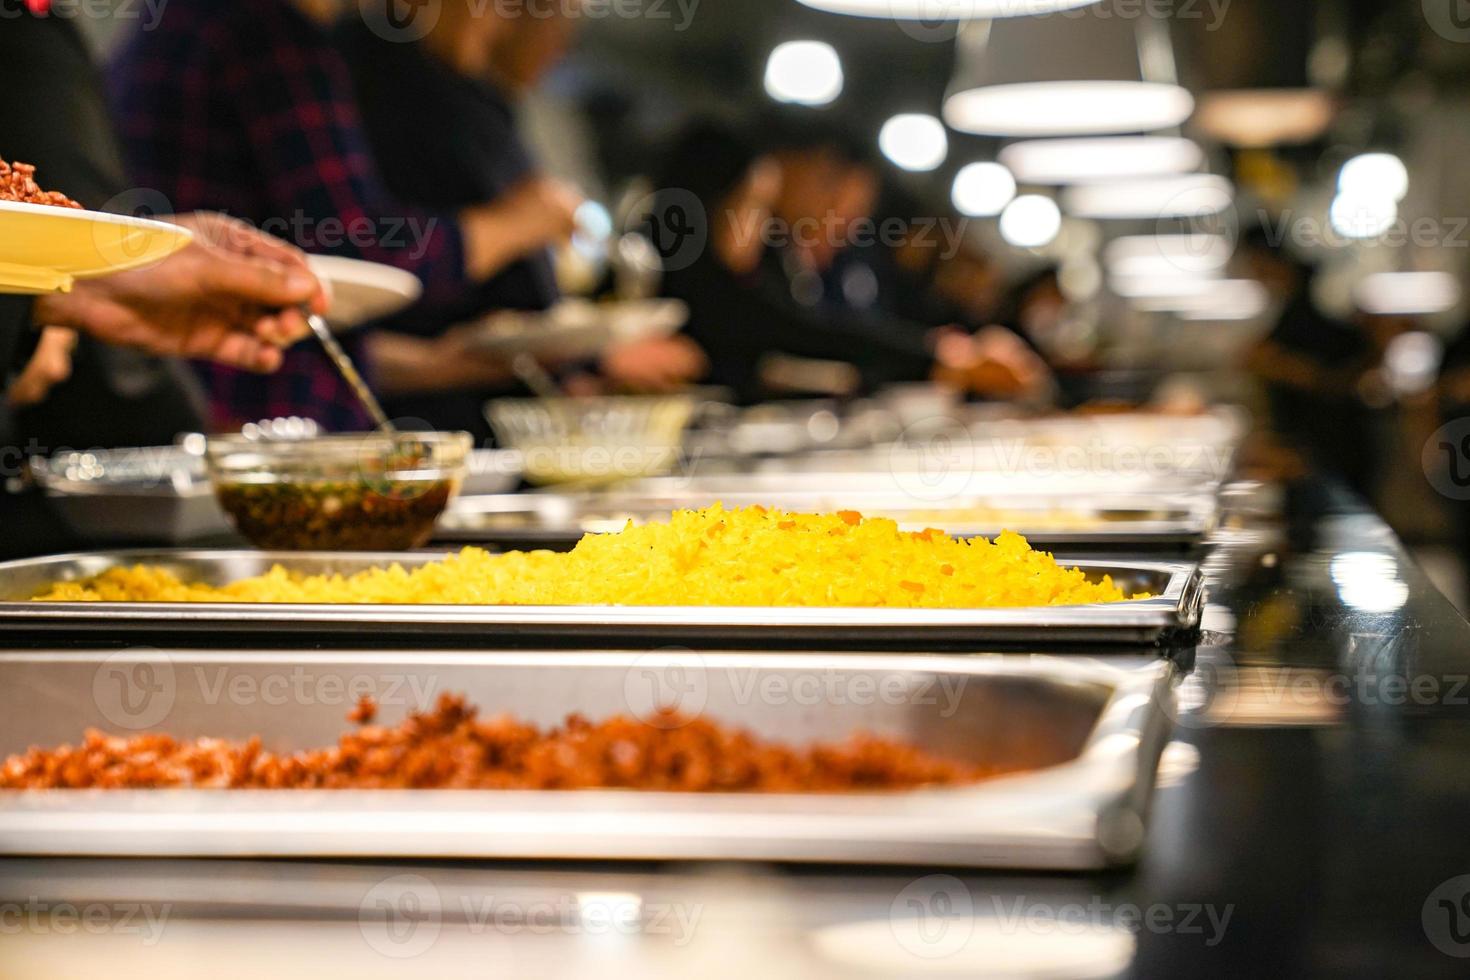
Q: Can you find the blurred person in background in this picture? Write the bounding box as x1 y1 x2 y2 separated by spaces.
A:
1434 320 1470 579
337 0 706 437
109 0 577 433
651 118 1045 404
1240 228 1381 499
1 6 325 557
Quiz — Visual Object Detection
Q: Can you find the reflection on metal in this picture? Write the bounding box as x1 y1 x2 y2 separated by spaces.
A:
1155 740 1201 788
1188 667 1344 728
1330 552 1408 613
811 915 1134 977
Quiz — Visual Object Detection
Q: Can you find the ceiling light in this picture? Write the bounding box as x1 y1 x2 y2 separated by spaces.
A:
999 195 1062 249
1338 153 1409 203
1105 234 1233 278
764 41 843 107
951 162 1016 216
1000 137 1204 184
947 81 1194 137
1130 279 1269 320
1328 194 1396 240
878 114 948 172
944 18 1193 137
1062 175 1233 220
1353 271 1461 315
1194 89 1336 147
797 0 1098 16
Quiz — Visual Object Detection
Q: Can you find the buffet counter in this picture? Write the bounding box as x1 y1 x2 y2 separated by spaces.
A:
1 478 1465 976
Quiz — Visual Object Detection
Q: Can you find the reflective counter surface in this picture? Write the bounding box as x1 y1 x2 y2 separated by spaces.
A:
2 479 1469 978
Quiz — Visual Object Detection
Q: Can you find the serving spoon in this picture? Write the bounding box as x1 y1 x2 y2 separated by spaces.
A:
304 310 397 433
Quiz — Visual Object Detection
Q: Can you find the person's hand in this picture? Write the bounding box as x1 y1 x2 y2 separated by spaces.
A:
169 211 330 321
33 212 324 372
600 335 708 393
365 324 515 396
502 175 582 246
462 176 583 279
932 325 1052 400
7 327 76 408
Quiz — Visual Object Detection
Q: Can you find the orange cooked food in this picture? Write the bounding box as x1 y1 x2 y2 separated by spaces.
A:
0 157 82 209
0 694 1007 792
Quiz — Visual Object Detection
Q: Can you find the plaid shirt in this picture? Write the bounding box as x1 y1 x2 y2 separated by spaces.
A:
108 0 468 432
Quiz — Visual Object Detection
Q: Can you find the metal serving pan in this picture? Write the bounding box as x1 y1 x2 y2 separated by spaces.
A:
30 447 522 544
0 550 1205 647
436 489 1219 551
0 649 1175 869
31 446 234 545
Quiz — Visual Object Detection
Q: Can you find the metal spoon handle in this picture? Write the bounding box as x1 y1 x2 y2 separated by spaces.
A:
306 312 396 433
511 352 564 402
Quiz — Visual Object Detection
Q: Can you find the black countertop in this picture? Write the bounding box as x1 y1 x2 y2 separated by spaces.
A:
2 480 1469 978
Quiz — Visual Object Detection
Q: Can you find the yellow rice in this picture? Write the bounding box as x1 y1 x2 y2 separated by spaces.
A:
35 505 1140 608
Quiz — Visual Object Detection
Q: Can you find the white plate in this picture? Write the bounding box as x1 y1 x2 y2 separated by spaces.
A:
306 254 423 332
464 298 689 359
0 201 194 293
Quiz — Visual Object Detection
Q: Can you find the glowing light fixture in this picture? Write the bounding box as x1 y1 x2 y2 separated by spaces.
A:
1353 271 1461 315
1000 136 1204 184
764 41 844 106
1062 175 1233 220
797 0 1097 17
1338 153 1409 202
999 195 1062 249
944 18 1193 137
1105 234 1233 278
1129 279 1270 320
878 114 948 172
1328 194 1396 240
951 162 1016 216
1195 89 1336 147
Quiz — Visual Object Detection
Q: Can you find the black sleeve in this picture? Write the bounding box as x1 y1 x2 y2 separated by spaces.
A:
0 16 129 208
675 263 935 396
0 297 39 380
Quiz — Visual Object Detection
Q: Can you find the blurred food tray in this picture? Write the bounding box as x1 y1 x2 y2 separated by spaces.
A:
463 298 688 359
437 488 1219 551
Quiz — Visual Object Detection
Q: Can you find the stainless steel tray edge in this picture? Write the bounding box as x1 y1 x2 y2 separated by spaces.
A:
0 550 1206 645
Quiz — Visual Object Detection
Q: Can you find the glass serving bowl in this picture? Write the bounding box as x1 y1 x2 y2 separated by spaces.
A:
204 431 472 550
486 396 695 486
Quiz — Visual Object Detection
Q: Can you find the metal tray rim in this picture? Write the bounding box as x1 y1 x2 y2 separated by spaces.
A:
0 549 1205 639
0 651 1174 868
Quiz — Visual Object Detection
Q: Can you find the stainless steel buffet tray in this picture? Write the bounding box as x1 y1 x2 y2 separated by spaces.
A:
0 550 1205 646
29 446 521 545
437 488 1219 550
0 649 1175 869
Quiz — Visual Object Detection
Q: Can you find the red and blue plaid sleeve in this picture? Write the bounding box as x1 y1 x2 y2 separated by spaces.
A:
211 11 467 305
